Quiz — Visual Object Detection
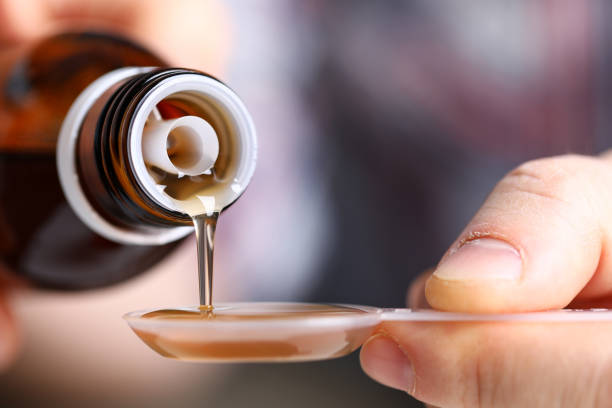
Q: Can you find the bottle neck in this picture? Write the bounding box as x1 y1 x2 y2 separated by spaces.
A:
77 68 194 230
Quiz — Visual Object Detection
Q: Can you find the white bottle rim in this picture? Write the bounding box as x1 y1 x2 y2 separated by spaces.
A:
56 67 193 245
128 72 258 217
58 67 257 245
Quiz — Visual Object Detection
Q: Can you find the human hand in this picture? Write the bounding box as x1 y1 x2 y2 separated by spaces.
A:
360 154 612 407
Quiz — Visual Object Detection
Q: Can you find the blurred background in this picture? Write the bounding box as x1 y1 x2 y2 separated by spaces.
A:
0 0 608 406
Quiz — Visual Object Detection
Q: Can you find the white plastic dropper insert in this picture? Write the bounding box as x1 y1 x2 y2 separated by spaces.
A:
142 114 220 178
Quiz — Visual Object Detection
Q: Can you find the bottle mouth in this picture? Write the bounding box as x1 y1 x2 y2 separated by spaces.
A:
127 70 257 217
142 114 220 178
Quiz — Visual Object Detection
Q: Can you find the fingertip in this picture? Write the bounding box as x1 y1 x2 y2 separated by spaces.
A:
425 155 612 313
360 334 415 394
407 270 433 309
433 238 523 282
424 273 520 313
425 238 525 312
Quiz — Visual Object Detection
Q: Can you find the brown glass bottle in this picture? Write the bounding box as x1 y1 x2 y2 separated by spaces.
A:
0 32 257 290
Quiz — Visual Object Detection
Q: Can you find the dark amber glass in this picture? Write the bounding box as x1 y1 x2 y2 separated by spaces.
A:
0 32 181 289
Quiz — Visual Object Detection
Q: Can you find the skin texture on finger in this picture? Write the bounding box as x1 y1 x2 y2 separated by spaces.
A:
361 321 612 408
426 154 612 313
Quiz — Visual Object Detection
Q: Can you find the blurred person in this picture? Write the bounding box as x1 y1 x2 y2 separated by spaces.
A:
1 1 612 408
0 1 334 407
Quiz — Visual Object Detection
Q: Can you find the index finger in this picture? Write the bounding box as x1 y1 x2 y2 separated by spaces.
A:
426 154 612 313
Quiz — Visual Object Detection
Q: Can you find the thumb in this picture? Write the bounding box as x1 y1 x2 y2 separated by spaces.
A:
360 320 612 407
426 154 612 313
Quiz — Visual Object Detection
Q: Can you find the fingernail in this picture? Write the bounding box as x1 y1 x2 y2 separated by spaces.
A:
360 334 415 393
434 238 522 281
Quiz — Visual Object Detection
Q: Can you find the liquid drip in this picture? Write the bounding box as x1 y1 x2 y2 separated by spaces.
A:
124 96 383 363
143 100 237 309
125 303 379 362
192 212 218 309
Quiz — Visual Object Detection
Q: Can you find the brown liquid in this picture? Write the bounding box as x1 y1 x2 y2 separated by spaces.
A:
130 304 377 362
0 32 181 289
142 304 366 320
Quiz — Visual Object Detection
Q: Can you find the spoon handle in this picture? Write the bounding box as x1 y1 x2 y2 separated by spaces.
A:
380 308 612 322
